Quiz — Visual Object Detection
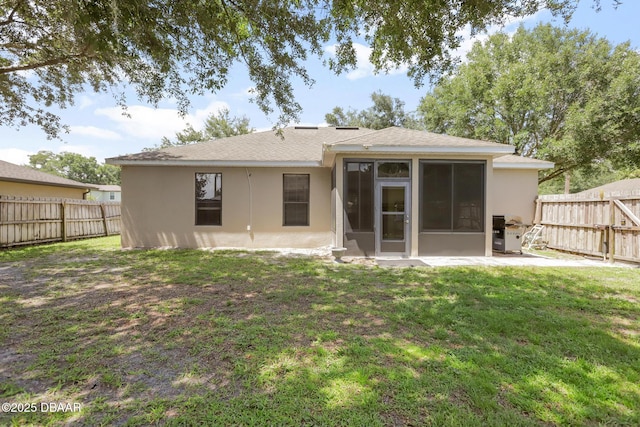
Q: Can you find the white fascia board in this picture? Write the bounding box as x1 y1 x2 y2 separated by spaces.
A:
494 161 555 170
326 144 514 155
106 159 323 167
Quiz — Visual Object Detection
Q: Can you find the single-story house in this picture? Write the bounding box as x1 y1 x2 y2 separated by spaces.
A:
0 160 97 199
89 184 122 202
107 126 553 257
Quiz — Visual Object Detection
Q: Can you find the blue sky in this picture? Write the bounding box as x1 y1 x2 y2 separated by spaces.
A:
1 1 638 165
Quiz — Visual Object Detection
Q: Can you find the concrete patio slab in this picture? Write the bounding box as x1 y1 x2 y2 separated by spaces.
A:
366 250 639 268
376 259 429 268
407 252 634 268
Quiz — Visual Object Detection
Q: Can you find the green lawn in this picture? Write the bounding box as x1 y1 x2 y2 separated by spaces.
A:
1 237 639 426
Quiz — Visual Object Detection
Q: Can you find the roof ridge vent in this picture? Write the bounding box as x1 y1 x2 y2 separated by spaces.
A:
336 126 360 130
294 126 318 130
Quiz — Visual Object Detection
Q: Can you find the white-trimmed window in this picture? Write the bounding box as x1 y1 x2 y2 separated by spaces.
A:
195 173 222 225
283 174 309 226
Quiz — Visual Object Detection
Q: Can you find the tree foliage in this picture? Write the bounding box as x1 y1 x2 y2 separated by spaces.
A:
1 0 586 138
419 24 640 183
150 108 254 150
28 151 120 185
325 91 421 130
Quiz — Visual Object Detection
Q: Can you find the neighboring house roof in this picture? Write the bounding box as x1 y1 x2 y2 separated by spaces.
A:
576 178 640 195
0 160 97 190
93 185 121 192
493 154 554 170
107 126 516 168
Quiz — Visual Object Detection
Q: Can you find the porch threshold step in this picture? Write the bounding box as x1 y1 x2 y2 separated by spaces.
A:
376 258 429 268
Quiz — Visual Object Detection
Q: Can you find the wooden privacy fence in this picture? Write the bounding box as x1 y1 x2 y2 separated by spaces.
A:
0 195 121 248
535 190 640 264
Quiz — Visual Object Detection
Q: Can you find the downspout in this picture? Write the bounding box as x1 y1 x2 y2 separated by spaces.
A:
245 168 252 233
83 188 91 200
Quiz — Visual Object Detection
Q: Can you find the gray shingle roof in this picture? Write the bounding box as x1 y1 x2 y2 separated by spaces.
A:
107 126 515 166
0 160 97 189
328 127 509 148
108 127 376 164
94 185 121 192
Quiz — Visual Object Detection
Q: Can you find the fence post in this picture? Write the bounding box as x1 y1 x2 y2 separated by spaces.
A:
608 200 615 264
101 203 109 236
61 201 67 242
534 198 542 225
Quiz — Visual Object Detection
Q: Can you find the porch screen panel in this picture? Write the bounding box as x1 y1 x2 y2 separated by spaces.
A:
345 162 373 231
421 162 485 232
421 163 452 230
453 163 484 231
283 174 310 226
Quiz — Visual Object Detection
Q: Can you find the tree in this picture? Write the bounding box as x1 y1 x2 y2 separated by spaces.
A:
28 151 120 185
538 161 640 194
1 0 588 138
325 91 421 130
418 24 640 183
150 108 254 150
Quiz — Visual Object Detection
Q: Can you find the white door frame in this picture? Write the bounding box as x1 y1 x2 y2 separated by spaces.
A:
375 181 411 257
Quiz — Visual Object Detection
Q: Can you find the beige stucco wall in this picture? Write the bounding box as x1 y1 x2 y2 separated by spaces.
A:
120 165 333 249
120 161 540 254
0 180 87 199
493 169 539 225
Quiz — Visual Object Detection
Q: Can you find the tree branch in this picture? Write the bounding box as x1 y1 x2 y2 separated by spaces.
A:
538 164 576 184
0 5 18 26
0 50 92 74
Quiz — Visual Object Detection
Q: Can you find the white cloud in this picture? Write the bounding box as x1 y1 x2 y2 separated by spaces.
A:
95 105 191 139
70 126 121 140
192 100 230 124
77 95 96 110
0 148 33 165
0 144 98 165
94 100 230 139
324 42 408 81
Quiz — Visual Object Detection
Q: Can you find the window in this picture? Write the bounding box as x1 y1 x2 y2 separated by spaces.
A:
377 161 410 178
283 174 309 226
345 162 373 231
195 173 222 225
421 162 484 232
109 192 115 200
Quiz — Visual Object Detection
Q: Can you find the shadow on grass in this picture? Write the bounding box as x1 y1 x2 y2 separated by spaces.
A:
0 240 638 425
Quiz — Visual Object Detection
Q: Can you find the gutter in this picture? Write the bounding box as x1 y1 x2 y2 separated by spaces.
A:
493 161 555 170
106 159 323 168
324 144 514 155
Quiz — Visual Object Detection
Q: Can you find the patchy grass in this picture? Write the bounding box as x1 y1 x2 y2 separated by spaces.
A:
1 237 639 426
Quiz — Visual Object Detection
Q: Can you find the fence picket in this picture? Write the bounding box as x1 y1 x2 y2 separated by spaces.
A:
0 195 121 248
537 192 640 264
